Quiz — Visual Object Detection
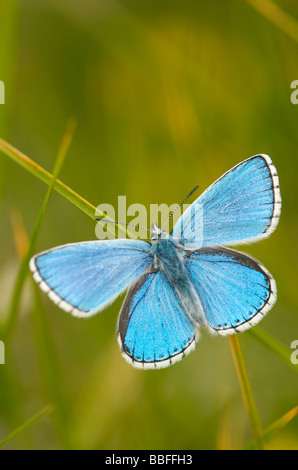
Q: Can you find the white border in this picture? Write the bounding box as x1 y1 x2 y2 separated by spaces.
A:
117 330 199 370
261 154 282 238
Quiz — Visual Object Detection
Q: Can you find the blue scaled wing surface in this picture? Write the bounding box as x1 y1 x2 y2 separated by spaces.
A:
30 240 152 317
172 154 281 248
186 246 277 335
117 267 198 369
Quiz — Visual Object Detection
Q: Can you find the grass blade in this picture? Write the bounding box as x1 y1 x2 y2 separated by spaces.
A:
0 135 96 218
3 120 76 341
5 121 79 448
0 404 54 448
31 280 77 449
247 327 298 373
246 406 298 449
229 335 265 450
0 136 129 237
246 0 298 44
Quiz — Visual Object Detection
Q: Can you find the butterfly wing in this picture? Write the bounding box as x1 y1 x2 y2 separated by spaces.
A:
117 267 198 369
172 154 281 248
30 240 152 317
186 246 276 335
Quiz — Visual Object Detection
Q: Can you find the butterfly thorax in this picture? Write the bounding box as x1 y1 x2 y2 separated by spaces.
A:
151 235 184 278
150 224 206 327
150 223 191 278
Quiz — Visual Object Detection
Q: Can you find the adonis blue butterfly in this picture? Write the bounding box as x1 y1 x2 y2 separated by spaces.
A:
30 155 281 369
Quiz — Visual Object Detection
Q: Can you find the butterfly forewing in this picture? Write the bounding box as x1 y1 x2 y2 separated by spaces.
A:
172 154 281 248
30 240 152 317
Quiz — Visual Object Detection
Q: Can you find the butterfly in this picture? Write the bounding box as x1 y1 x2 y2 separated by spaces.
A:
30 154 281 369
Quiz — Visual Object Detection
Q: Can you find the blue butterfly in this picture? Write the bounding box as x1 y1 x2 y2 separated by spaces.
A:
30 154 281 369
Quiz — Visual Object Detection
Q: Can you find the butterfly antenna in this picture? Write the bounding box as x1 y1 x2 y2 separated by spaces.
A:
162 185 199 230
96 218 150 232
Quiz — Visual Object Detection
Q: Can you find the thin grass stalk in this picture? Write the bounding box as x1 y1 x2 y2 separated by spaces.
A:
0 136 130 237
3 121 76 341
248 327 298 373
8 120 78 448
246 0 298 44
229 335 265 450
245 406 298 449
0 404 54 448
32 281 76 449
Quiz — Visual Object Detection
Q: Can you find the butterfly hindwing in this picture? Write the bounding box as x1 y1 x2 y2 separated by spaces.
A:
117 267 198 369
30 240 152 317
186 246 277 335
172 154 281 248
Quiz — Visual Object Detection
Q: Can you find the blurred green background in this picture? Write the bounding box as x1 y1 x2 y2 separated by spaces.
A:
0 0 297 450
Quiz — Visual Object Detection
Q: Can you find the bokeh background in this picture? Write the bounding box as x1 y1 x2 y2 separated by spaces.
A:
0 0 297 450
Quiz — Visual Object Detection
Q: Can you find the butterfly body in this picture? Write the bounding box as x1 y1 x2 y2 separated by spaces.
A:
150 226 206 327
30 154 281 369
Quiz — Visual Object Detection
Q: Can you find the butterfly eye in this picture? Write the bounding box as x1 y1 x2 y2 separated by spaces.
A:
150 235 159 245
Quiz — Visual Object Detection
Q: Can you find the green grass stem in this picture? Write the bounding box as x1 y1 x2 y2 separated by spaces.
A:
0 404 54 448
0 136 130 237
229 335 265 450
246 406 298 449
2 120 76 341
31 281 77 449
246 0 298 44
248 327 298 373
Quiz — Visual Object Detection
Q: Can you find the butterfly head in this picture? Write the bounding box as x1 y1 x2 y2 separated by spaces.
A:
150 224 169 244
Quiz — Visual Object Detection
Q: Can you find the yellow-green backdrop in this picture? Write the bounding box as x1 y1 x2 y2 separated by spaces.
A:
0 0 297 450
